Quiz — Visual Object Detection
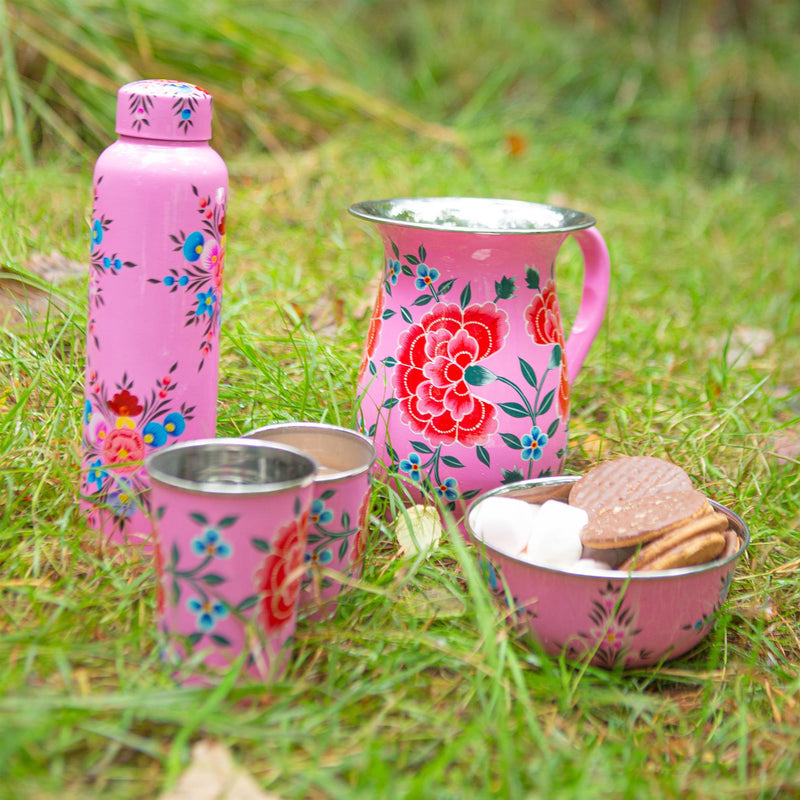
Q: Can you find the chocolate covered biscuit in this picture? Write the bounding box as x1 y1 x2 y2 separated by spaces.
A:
569 456 693 515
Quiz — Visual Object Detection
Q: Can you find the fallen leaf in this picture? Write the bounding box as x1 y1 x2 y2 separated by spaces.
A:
714 325 775 367
394 504 443 557
24 250 86 283
0 250 85 324
505 132 528 158
290 290 347 338
771 427 800 464
159 740 280 800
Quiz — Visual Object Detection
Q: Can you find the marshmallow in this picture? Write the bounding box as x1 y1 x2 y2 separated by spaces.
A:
470 496 539 555
520 499 587 567
572 558 614 573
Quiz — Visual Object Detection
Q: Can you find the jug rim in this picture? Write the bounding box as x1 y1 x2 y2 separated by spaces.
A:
348 197 596 234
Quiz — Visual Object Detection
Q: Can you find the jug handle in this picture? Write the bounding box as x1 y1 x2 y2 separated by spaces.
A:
564 226 610 384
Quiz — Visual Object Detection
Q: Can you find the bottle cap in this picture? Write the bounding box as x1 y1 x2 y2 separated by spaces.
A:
115 79 214 141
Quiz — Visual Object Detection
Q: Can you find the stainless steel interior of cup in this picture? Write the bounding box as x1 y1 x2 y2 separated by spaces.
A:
348 197 596 234
146 438 317 494
244 423 376 481
466 476 751 579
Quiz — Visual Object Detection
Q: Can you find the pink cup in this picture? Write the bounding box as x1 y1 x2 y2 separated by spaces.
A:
244 423 376 620
146 438 316 682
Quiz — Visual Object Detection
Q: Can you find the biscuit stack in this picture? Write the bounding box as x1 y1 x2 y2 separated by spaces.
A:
569 456 741 571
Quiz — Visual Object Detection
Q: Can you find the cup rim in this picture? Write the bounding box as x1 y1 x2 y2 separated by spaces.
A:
466 475 751 580
348 196 596 235
145 437 318 495
243 422 376 483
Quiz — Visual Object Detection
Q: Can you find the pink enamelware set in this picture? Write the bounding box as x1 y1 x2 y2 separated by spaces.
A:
79 79 749 680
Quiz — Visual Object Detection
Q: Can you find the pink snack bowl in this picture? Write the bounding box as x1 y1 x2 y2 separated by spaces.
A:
466 475 750 669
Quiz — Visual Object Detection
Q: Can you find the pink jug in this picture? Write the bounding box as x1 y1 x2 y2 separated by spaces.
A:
81 80 228 548
350 197 609 517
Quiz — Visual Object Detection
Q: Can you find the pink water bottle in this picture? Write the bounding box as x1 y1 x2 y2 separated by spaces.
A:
81 79 228 548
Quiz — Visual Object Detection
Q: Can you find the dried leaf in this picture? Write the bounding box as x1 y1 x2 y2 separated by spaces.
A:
23 250 86 283
1 250 85 323
292 290 347 337
505 132 528 157
159 740 280 800
771 427 800 464
715 325 775 367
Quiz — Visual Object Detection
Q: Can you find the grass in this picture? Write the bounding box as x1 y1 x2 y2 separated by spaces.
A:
2 0 800 797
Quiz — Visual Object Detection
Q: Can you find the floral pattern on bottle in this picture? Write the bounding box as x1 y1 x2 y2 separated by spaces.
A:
88 176 137 349
82 364 194 531
124 81 207 134
148 184 226 372
361 241 568 508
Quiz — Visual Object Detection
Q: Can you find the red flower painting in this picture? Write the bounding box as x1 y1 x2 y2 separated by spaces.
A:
102 427 146 473
524 279 569 418
393 302 509 446
108 389 143 417
357 289 384 385
350 490 371 575
255 511 309 632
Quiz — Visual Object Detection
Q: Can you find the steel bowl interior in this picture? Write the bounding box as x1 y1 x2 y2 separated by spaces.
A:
348 197 596 235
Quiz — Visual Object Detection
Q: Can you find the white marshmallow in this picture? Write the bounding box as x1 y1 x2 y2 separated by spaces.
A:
572 558 614 573
520 499 587 567
470 496 539 555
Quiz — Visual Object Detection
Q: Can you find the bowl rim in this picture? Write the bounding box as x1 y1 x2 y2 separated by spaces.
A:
347 197 597 235
465 475 750 580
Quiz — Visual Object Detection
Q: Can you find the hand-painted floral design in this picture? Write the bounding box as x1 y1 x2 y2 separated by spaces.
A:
434 477 459 501
350 490 371 575
191 527 233 560
399 452 423 481
387 258 401 285
480 558 535 629
160 511 241 650
304 486 369 592
357 237 574 507
393 301 509 447
357 288 384 385
148 184 227 372
577 581 642 669
310 498 334 527
153 535 166 615
305 546 333 573
682 570 735 633
524 270 569 420
521 426 548 462
102 427 146 473
187 596 228 632
125 89 156 133
81 364 194 531
391 440 468 508
165 82 208 133
107 478 137 519
256 510 309 631
87 178 137 345
124 81 209 134
414 263 440 292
